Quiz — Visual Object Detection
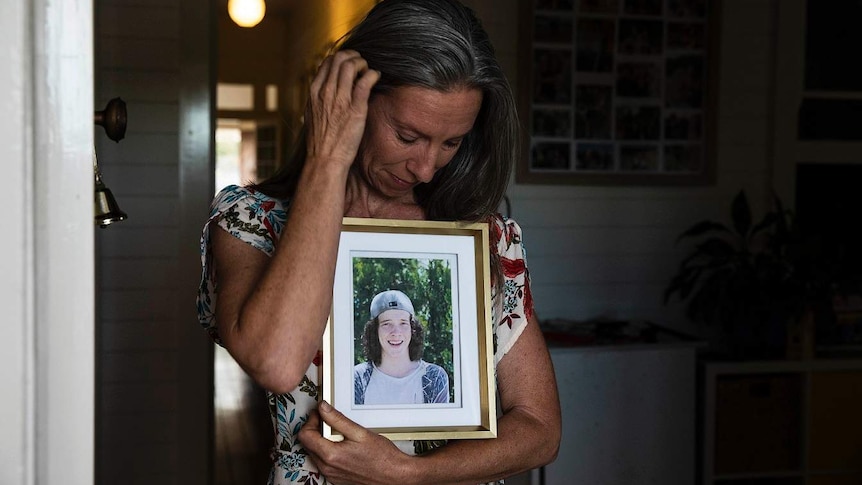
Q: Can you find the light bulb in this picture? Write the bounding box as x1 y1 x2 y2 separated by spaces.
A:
228 0 266 28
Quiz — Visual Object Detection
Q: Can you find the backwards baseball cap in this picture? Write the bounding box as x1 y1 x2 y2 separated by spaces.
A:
369 289 415 320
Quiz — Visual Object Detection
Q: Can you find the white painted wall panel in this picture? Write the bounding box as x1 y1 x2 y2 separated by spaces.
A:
98 5 179 39
99 289 177 321
118 102 181 133
98 38 181 70
1 1 32 483
109 166 182 195
100 382 179 413
101 258 178 289
99 71 181 101
98 134 180 166
98 228 178 257
101 350 179 381
101 320 179 351
100 412 178 444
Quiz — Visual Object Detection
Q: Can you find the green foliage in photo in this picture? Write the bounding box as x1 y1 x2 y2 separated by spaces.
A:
352 257 454 401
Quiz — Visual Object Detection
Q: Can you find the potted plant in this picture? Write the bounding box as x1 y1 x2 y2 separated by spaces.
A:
664 190 824 359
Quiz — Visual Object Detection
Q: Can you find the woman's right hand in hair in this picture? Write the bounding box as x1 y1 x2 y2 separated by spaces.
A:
213 51 379 395
306 50 380 171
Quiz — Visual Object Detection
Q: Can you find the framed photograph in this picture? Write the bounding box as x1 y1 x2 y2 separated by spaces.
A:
580 0 617 14
321 218 496 442
533 108 572 137
574 85 613 139
534 15 573 44
618 19 663 55
616 62 662 99
532 49 572 104
575 18 615 72
517 0 716 185
575 143 614 171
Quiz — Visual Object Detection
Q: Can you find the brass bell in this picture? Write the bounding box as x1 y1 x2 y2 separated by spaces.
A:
93 152 127 228
93 97 128 227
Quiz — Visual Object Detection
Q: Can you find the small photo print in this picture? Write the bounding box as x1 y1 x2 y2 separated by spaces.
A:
351 259 457 407
665 55 704 108
534 15 573 44
664 112 703 140
616 62 661 98
575 143 615 171
616 105 661 140
531 142 572 170
667 22 706 50
579 0 618 14
533 49 572 104
535 0 574 12
576 18 615 72
664 144 703 172
623 0 663 16
619 145 659 171
574 85 613 139
618 19 664 56
668 0 707 19
533 109 572 137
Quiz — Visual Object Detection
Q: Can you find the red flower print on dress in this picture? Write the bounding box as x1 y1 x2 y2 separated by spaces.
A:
501 256 525 278
523 276 534 320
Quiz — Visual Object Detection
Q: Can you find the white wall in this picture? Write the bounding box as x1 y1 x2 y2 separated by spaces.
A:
1 0 95 484
471 0 777 337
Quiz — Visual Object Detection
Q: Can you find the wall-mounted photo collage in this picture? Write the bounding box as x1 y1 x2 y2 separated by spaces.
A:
522 0 711 185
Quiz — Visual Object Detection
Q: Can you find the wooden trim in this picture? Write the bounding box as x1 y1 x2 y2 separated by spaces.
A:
178 0 216 483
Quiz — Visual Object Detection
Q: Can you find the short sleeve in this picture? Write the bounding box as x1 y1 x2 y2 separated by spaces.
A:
489 215 535 365
196 185 289 343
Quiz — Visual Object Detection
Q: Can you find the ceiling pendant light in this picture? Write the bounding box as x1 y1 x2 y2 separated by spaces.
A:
228 0 266 28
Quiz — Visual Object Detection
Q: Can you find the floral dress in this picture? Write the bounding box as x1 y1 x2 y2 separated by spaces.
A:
197 185 535 485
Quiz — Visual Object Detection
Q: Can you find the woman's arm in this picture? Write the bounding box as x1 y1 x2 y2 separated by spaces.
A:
298 313 561 484
213 51 380 394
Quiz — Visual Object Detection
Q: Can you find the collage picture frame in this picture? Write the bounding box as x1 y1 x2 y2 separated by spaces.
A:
517 0 716 185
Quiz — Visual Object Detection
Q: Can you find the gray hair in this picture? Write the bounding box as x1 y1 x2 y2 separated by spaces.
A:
339 0 518 222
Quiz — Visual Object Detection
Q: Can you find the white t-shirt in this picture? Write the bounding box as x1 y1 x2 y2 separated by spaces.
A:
364 362 425 405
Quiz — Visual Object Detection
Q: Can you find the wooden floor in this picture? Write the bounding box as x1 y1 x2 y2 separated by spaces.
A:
215 345 273 485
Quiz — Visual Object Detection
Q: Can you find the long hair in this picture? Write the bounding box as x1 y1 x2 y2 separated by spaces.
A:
252 0 518 223
361 315 425 365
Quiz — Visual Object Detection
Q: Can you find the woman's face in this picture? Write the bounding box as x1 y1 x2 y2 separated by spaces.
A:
377 309 413 360
357 85 483 202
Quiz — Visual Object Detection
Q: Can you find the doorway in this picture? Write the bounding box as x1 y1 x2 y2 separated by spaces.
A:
213 114 281 484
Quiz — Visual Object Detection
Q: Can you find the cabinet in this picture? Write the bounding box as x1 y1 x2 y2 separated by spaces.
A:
539 343 700 485
701 360 862 485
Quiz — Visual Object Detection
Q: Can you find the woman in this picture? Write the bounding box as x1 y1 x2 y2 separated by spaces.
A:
354 289 450 405
197 0 560 483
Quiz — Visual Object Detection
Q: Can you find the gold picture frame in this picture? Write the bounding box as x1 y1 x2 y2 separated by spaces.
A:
321 217 496 441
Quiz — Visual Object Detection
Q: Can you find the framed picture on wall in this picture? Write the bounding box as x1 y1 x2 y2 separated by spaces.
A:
321 218 497 441
517 0 716 185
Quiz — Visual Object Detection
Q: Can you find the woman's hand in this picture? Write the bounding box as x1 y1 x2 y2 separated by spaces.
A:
306 50 381 171
298 401 413 485
214 52 379 394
